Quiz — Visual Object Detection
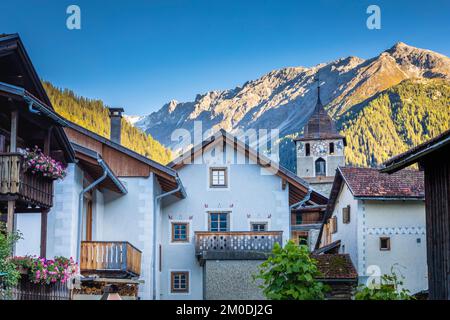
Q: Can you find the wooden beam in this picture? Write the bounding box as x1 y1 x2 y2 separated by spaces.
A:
10 110 18 152
40 209 49 258
6 200 15 233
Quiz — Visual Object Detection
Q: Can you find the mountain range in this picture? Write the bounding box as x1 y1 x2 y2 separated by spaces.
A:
128 42 450 170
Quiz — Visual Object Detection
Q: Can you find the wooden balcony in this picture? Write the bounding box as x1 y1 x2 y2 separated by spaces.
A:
195 231 283 262
80 241 142 278
0 153 54 208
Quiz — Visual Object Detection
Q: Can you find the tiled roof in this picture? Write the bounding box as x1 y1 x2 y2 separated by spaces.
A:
339 166 424 199
313 254 358 280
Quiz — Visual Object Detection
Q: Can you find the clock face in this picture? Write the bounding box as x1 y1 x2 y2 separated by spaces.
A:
312 142 328 156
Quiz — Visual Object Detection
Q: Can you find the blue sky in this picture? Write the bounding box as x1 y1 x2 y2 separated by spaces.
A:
1 0 449 115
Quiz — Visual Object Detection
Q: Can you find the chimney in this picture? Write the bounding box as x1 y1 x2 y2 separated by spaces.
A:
108 107 124 144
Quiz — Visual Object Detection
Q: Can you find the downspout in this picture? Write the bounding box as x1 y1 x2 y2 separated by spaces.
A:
151 176 185 300
288 187 312 244
75 158 108 263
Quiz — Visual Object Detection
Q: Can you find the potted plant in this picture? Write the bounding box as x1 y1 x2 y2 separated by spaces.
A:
23 146 67 180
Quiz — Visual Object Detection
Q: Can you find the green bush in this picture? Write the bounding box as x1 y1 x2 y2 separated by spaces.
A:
254 241 327 300
0 223 22 299
355 269 414 300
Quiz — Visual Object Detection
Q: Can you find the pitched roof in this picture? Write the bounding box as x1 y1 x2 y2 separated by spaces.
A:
313 254 358 280
381 129 450 173
295 86 345 141
169 129 328 206
338 167 424 199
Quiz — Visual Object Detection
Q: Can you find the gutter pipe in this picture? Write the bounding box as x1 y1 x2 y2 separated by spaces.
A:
151 176 185 300
75 156 127 263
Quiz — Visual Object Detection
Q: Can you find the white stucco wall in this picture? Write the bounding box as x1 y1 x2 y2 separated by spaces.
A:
160 144 290 300
15 163 83 259
363 200 427 294
102 174 155 300
330 185 427 294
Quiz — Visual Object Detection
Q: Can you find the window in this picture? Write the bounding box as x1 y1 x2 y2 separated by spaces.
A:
380 237 391 251
210 168 227 188
298 234 308 246
305 143 310 156
172 223 189 242
251 223 267 232
295 213 302 225
329 142 335 155
342 205 351 224
315 158 326 176
171 271 189 293
331 216 338 234
209 212 229 232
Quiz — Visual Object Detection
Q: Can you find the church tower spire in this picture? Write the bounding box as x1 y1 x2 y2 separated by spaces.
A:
294 74 347 195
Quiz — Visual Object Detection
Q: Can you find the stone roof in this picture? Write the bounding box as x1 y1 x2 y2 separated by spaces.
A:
313 254 358 280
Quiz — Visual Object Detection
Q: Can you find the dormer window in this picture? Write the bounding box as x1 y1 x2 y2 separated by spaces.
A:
315 158 326 176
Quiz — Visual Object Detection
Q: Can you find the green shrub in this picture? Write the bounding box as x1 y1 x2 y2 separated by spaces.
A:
254 241 327 300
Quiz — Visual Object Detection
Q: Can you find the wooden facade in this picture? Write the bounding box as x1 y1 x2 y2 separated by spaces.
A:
382 129 450 300
0 34 74 257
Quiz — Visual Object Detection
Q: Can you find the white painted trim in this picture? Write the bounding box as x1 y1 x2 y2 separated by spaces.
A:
168 269 191 296
247 219 271 232
367 226 426 235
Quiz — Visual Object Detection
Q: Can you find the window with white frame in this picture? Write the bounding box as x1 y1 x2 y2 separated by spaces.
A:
209 167 227 188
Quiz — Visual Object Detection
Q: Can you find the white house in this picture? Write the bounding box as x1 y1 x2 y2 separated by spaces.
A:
320 166 427 294
159 129 327 299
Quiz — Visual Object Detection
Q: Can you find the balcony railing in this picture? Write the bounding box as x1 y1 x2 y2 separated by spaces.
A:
0 153 54 208
80 241 142 277
195 231 283 258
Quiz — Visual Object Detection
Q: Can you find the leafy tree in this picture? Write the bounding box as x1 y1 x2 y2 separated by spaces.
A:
254 241 327 300
0 223 22 299
355 269 414 300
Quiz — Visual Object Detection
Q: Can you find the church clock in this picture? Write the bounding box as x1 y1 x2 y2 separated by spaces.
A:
312 141 328 156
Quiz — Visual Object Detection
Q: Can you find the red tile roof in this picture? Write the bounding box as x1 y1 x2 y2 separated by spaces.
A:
313 254 358 280
339 167 424 199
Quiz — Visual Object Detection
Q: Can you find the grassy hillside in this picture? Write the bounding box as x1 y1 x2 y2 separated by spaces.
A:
43 82 172 165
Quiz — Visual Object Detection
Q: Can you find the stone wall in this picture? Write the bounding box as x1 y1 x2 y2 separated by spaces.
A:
204 260 265 300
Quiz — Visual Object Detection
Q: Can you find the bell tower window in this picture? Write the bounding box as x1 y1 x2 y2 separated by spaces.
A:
329 142 335 155
315 158 326 176
305 143 310 156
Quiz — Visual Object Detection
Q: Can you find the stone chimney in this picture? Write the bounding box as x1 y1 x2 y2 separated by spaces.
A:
108 107 124 144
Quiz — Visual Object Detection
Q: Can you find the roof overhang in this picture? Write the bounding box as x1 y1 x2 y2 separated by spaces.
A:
72 143 127 194
381 129 450 174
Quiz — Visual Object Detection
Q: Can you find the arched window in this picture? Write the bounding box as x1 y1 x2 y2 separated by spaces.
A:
315 158 326 176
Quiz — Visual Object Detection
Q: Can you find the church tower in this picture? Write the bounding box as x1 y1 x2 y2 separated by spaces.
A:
295 78 346 196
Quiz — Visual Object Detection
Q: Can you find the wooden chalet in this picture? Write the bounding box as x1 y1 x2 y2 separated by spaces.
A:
0 34 74 256
382 129 450 300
